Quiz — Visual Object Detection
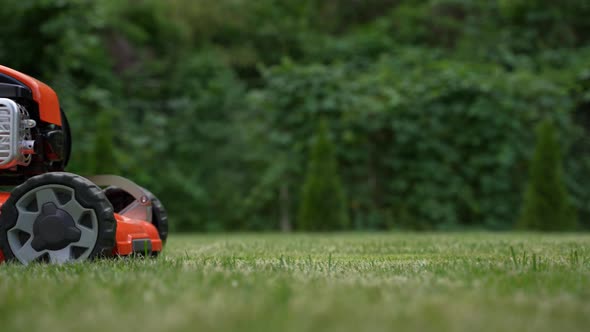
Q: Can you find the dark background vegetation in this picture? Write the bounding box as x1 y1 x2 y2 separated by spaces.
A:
1 0 590 232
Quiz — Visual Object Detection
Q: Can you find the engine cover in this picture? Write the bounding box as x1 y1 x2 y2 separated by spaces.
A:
0 98 36 169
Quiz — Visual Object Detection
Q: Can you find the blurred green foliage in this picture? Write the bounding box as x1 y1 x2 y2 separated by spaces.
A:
1 0 589 231
519 121 577 231
298 121 349 231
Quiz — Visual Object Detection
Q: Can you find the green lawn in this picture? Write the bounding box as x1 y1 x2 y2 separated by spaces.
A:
0 233 589 332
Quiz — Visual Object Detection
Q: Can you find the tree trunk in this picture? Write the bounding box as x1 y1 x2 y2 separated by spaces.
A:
279 183 292 232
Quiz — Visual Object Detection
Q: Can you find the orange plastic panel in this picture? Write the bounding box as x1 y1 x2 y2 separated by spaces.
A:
0 192 10 206
0 192 10 263
113 213 163 256
0 65 62 126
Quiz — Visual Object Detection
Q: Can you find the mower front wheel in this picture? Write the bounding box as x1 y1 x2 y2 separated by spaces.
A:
0 172 116 265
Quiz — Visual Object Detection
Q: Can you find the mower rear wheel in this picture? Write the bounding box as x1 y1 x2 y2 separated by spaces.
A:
104 186 168 243
0 172 116 265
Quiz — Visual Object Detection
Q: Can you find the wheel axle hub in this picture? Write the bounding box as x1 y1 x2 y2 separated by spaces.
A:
31 202 80 251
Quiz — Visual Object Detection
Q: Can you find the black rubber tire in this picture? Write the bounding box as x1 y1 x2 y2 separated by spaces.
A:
104 187 168 243
148 190 168 243
0 172 116 263
103 186 135 213
61 108 72 168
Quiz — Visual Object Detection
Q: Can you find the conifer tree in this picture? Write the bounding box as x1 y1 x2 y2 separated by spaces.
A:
518 120 577 231
297 120 349 231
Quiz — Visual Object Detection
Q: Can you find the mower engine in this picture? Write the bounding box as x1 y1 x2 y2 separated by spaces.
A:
0 98 36 169
0 65 167 265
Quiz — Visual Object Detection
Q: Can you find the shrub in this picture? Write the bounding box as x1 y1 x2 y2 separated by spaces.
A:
297 121 349 231
518 120 577 231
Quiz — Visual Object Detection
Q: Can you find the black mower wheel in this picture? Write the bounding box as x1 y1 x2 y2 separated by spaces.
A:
0 172 116 264
60 108 72 168
104 187 168 243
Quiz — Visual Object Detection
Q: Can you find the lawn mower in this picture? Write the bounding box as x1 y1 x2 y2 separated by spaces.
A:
0 65 167 265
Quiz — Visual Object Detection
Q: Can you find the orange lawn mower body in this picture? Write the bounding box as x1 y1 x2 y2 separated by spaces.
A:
0 65 167 264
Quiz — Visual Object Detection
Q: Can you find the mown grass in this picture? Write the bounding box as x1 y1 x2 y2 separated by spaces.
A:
0 233 589 332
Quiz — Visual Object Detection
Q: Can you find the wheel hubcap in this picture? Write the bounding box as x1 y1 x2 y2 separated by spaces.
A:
31 202 80 251
7 184 99 264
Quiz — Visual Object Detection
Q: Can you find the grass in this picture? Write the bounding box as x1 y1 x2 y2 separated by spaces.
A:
0 232 589 332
